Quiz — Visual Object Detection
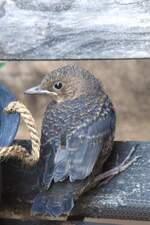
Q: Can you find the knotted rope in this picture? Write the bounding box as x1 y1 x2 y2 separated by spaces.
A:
0 101 40 166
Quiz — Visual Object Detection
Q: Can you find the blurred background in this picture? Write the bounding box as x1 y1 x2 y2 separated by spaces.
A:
0 60 150 141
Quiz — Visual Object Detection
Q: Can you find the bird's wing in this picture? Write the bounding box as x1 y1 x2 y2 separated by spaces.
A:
39 103 64 189
40 97 89 188
53 109 116 183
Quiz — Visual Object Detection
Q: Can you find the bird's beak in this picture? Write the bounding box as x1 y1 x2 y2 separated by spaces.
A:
24 85 58 96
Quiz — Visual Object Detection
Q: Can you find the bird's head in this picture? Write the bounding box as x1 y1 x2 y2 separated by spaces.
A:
25 65 102 103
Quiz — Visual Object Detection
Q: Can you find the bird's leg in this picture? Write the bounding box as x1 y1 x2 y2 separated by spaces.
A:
83 145 141 193
94 145 141 188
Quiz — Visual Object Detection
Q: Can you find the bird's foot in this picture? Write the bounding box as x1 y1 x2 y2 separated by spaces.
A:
94 145 141 188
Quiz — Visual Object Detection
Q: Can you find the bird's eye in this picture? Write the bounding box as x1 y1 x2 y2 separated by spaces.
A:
53 81 63 90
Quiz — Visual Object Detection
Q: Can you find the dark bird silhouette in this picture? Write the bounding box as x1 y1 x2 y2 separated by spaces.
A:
25 65 116 217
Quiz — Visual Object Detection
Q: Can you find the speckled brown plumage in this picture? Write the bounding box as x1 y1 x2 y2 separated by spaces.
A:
25 65 116 217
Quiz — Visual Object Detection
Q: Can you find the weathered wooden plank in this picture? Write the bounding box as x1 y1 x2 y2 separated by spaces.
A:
0 141 150 221
0 0 150 59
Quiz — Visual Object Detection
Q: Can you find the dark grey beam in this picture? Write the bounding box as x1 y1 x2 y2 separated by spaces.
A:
0 0 150 59
0 141 150 221
0 219 119 225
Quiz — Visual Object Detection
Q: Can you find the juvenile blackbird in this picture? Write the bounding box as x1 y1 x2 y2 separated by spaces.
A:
25 65 116 217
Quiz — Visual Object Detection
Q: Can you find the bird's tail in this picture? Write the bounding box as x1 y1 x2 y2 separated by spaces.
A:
31 183 75 217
